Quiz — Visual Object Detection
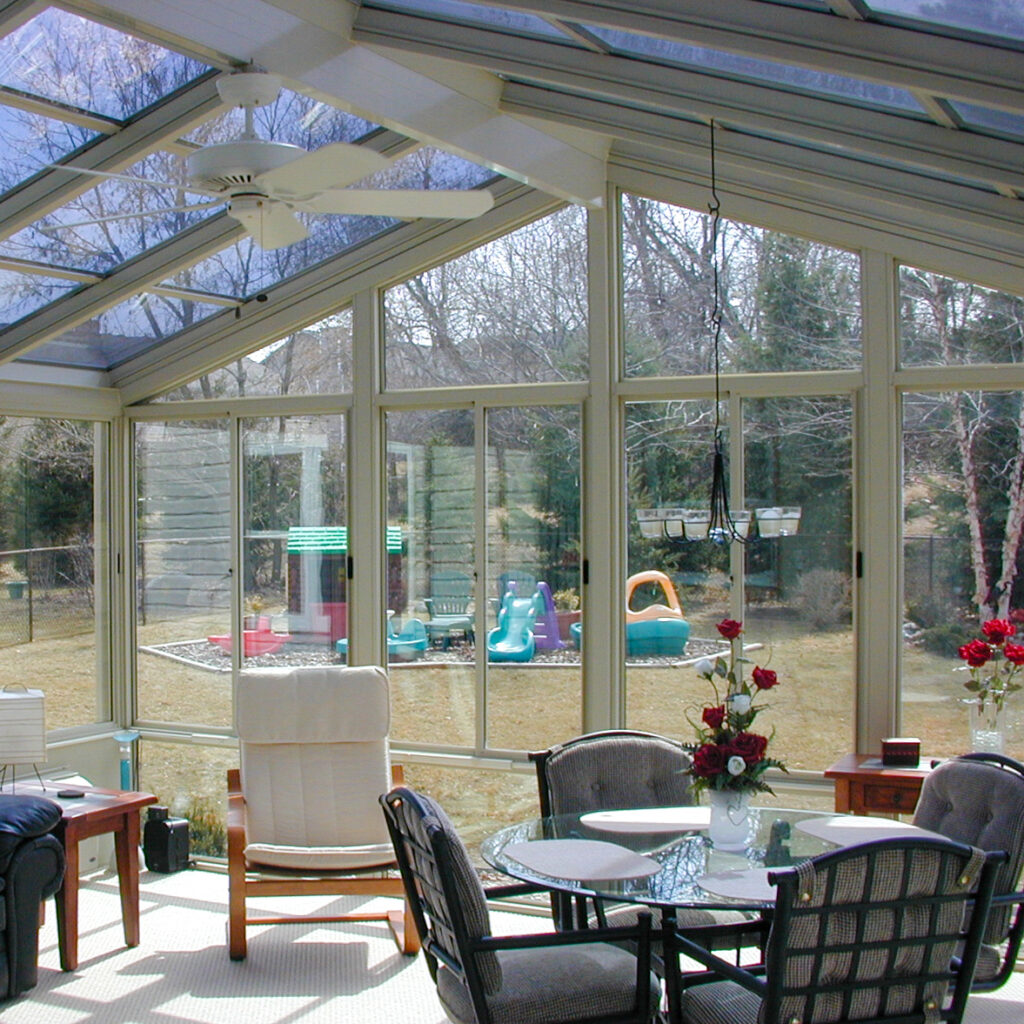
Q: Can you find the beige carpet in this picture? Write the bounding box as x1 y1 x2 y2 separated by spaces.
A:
4 868 1022 1024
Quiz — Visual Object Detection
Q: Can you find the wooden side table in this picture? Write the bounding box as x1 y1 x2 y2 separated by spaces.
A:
9 783 157 970
824 754 932 815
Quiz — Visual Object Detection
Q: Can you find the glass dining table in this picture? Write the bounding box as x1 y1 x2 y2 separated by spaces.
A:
481 805 926 1023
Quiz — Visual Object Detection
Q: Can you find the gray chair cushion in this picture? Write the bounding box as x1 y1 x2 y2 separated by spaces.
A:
542 732 693 816
437 943 662 1024
679 980 760 1024
913 758 1024 943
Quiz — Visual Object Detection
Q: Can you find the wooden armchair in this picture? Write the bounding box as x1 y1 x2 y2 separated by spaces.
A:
227 664 419 960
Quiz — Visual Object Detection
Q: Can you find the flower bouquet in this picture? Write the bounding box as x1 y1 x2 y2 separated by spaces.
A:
956 618 1023 752
957 618 1024 712
688 618 787 797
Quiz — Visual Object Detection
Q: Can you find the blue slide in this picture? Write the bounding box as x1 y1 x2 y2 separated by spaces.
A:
487 593 537 662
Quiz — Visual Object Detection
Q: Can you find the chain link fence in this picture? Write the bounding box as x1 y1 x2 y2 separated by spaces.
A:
0 542 94 648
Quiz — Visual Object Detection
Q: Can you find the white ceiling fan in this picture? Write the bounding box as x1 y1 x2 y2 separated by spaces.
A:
49 71 495 250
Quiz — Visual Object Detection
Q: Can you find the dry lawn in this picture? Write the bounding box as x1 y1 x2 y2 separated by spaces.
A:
9 599 1023 852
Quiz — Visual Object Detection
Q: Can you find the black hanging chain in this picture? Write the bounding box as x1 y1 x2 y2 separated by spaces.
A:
705 119 746 545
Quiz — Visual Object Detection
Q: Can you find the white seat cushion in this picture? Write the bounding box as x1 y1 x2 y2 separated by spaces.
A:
244 841 396 871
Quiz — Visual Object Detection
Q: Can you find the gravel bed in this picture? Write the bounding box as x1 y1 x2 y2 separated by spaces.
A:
142 635 730 672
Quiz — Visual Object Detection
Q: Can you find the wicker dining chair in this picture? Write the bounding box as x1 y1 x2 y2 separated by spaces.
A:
380 785 661 1024
912 750 1024 991
530 730 758 951
673 836 1004 1024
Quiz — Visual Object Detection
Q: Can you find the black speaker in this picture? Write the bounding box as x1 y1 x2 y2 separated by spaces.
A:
143 806 190 873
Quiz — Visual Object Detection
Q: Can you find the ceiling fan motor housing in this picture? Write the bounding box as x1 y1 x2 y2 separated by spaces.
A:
186 140 306 193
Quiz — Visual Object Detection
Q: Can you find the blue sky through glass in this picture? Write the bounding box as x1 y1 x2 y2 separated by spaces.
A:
0 103 97 196
585 27 924 113
0 7 210 119
372 0 570 39
864 1 1024 44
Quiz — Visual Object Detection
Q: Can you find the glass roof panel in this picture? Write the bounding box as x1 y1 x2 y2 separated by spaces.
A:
0 7 211 119
23 293 226 370
0 102 98 196
0 150 216 274
585 27 923 113
371 0 571 39
0 269 80 324
864 1 1024 44
951 102 1024 141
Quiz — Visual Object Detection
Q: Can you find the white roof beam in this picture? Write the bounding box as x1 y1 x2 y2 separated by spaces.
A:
0 256 240 305
443 0 1024 112
354 11 1024 195
0 71 224 242
83 0 608 204
0 86 120 134
0 213 243 363
113 181 562 403
502 83 1024 251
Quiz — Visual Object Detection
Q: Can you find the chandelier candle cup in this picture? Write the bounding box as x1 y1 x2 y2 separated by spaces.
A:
687 619 787 851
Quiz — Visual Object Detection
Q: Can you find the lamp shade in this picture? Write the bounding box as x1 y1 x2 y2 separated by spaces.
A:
0 685 46 764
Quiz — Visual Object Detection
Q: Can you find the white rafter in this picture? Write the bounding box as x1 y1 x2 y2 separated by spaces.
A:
79 0 610 204
351 9 1024 196
402 0 1024 112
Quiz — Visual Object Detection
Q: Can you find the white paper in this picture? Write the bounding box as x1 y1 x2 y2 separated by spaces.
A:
795 816 944 846
580 806 711 834
503 838 660 881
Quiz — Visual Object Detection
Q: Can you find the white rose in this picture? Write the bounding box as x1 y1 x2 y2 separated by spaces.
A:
727 755 747 776
694 658 714 677
730 694 752 714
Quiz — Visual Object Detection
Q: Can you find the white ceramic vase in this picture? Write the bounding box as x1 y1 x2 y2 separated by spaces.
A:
707 789 752 851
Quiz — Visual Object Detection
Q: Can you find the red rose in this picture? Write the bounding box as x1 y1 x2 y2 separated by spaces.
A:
1010 609 1024 625
752 666 778 690
702 705 726 729
691 743 727 777
729 732 768 765
959 639 992 667
1004 642 1024 665
716 619 743 640
982 619 1015 645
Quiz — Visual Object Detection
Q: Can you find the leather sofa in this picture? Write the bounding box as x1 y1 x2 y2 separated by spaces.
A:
0 794 65 998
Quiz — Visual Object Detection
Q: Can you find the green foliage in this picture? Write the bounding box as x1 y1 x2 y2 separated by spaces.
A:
181 797 226 858
0 419 93 552
918 623 974 658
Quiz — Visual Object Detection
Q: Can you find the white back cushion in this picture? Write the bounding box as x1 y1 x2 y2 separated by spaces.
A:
237 665 393 862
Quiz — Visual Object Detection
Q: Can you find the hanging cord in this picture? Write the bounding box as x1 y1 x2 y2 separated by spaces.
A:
705 119 745 545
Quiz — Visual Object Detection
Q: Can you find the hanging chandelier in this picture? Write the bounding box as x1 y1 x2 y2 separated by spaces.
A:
634 122 801 545
704 118 747 545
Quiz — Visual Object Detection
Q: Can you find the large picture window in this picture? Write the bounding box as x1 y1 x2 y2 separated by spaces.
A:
621 193 861 378
0 417 104 731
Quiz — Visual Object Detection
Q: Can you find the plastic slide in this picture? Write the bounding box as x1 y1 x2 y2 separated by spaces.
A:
531 581 566 650
487 593 537 662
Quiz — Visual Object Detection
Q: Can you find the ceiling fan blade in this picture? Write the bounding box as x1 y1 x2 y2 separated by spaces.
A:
41 201 224 230
256 142 392 197
45 164 222 197
227 199 308 250
304 188 494 220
